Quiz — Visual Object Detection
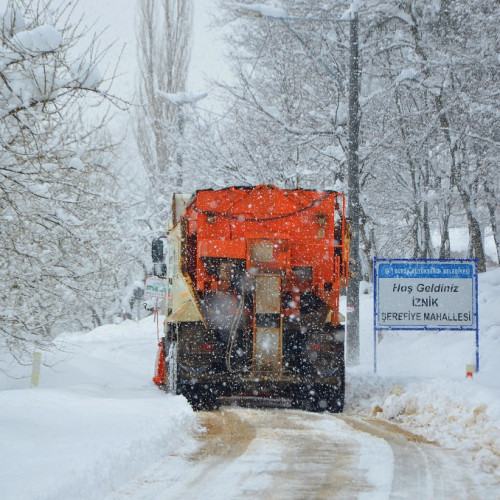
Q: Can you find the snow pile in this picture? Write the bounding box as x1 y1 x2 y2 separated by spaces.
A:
0 318 198 500
1 388 196 499
376 380 500 477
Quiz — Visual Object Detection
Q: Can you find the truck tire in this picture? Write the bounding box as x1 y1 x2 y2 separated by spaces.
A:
183 383 220 411
291 383 323 412
292 382 344 413
329 366 345 413
327 384 344 413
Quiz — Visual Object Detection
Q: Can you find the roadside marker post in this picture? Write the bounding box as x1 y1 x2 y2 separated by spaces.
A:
373 258 479 375
30 352 42 388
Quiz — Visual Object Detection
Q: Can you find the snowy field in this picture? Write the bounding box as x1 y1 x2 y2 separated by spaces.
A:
1 267 499 498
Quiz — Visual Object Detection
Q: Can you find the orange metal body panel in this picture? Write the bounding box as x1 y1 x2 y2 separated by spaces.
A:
180 185 349 322
198 238 246 259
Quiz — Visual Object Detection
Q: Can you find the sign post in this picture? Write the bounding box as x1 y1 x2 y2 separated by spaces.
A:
373 258 478 374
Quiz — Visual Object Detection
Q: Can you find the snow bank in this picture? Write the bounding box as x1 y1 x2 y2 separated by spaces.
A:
0 318 198 500
1 389 196 499
374 380 500 477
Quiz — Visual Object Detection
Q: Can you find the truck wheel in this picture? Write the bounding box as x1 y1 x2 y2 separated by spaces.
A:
311 384 344 413
315 385 332 413
185 383 220 411
329 394 344 413
291 384 323 412
328 387 344 413
326 378 345 413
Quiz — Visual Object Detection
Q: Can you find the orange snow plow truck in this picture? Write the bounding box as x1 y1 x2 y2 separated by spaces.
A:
152 185 350 412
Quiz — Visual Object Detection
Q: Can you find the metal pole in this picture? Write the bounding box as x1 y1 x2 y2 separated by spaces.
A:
373 258 378 374
176 104 185 191
346 13 360 365
475 257 479 373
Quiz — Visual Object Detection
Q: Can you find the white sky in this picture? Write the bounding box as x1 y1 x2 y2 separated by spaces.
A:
77 0 227 102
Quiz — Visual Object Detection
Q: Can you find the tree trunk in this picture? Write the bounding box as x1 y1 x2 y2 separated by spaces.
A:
439 210 451 259
359 205 376 281
484 181 500 264
457 185 487 272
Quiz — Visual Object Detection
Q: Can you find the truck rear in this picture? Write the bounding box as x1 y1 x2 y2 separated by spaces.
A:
152 185 350 411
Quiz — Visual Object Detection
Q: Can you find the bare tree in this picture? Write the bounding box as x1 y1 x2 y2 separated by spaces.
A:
207 1 347 190
205 0 500 271
0 0 139 366
361 0 499 270
135 0 193 232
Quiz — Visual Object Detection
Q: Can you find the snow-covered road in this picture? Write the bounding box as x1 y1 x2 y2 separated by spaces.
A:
105 407 493 499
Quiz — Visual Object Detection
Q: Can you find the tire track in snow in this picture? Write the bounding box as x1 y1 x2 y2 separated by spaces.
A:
106 409 495 499
342 416 494 499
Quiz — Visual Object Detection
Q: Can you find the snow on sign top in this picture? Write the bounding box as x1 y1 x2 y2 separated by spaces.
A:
374 259 477 330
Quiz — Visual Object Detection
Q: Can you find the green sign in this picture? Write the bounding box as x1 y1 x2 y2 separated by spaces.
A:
144 277 167 298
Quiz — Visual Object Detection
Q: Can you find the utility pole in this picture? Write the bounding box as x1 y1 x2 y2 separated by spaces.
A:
346 13 360 365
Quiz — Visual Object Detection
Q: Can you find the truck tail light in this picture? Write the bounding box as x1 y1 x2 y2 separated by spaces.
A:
201 343 215 352
309 342 335 352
